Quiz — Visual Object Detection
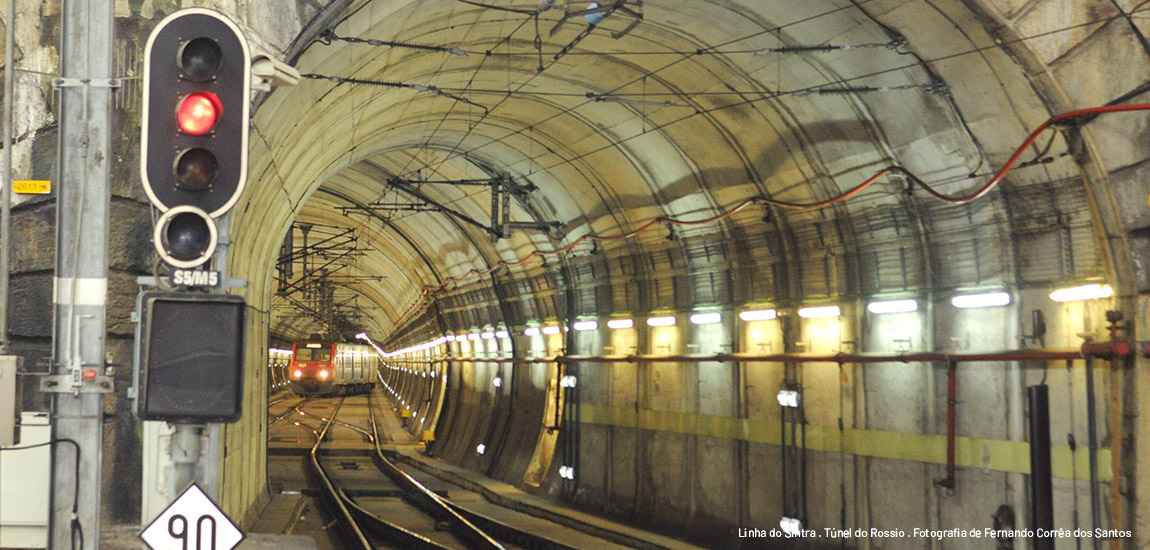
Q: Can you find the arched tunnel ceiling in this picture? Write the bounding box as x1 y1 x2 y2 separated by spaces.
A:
241 0 1125 342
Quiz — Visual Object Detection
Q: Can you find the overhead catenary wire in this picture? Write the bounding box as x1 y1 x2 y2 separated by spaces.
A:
390 102 1150 324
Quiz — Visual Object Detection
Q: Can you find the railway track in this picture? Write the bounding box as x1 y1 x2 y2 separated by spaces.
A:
303 393 588 550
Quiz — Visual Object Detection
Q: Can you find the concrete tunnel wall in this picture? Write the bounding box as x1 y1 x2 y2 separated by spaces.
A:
377 281 1120 548
0 0 1148 547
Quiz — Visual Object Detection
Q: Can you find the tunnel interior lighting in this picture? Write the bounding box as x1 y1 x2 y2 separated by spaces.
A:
542 325 562 335
559 465 575 479
952 291 1010 309
524 327 541 336
646 315 676 327
306 343 322 348
560 375 578 388
493 376 502 388
476 443 486 455
481 331 495 339
573 320 599 332
690 312 722 325
446 334 456 342
776 389 800 408
739 309 777 322
798 305 840 319
867 299 918 314
607 318 634 329
780 517 803 536
354 332 367 340
468 333 480 341
495 330 510 339
1050 283 1113 302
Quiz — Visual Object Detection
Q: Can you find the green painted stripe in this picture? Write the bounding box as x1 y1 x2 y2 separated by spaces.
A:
579 404 1110 481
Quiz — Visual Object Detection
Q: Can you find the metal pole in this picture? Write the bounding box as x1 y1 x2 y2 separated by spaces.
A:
49 0 113 548
169 424 204 496
1028 385 1054 550
1084 358 1102 550
0 0 16 353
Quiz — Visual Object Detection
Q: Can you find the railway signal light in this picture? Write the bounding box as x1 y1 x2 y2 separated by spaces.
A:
141 8 250 268
134 292 246 423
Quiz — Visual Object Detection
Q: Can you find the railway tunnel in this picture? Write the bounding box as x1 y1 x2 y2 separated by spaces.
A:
5 0 1150 549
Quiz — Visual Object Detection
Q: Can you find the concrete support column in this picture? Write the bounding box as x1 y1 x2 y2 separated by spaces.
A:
48 1 114 548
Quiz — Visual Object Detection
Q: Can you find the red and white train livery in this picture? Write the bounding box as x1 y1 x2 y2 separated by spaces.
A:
288 341 378 396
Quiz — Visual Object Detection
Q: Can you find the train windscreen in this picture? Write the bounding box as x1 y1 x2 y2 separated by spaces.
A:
294 345 331 361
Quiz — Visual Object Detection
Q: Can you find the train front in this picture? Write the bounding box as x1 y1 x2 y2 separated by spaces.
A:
288 341 337 395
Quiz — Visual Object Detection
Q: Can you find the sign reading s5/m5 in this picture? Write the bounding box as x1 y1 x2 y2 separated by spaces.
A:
141 8 250 270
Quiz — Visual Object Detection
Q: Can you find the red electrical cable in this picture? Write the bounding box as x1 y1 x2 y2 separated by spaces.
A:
393 103 1150 326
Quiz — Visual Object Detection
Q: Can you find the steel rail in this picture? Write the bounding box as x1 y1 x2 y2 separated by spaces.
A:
306 397 374 550
366 393 508 550
306 396 455 549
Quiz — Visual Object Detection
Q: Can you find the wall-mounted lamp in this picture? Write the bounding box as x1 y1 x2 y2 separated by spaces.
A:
690 312 722 325
1049 283 1113 302
866 299 918 314
798 305 840 319
780 517 803 536
739 309 777 321
776 389 801 408
952 291 1010 309
573 320 599 332
647 315 677 327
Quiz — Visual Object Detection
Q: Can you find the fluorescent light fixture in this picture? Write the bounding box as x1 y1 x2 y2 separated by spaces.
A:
798 305 840 319
476 444 486 455
493 377 502 388
355 332 367 340
306 343 322 348
559 465 575 479
607 318 634 329
524 327 541 336
952 291 1010 309
780 517 803 536
646 315 676 327
1050 283 1113 303
739 309 777 322
776 389 800 408
446 334 456 342
542 325 562 335
495 330 510 338
867 299 918 314
468 333 480 341
560 375 578 388
690 312 722 325
573 320 599 332
481 331 495 339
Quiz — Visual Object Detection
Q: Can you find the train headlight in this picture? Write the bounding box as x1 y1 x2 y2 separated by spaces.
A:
318 370 329 379
293 370 302 378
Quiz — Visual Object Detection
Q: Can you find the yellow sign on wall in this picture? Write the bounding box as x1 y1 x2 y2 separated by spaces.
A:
13 180 50 194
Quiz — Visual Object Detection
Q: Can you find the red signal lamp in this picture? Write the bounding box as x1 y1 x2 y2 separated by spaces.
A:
177 91 221 135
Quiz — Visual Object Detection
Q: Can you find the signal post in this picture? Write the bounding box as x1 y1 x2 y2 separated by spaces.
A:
133 8 252 544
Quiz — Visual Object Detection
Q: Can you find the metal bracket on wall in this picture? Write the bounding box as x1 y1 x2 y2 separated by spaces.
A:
51 77 122 89
338 175 562 242
39 374 114 394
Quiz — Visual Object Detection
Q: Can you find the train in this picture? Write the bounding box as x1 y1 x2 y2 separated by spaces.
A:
284 340 379 396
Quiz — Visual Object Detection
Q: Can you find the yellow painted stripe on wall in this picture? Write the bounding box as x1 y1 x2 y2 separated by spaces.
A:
579 404 1110 481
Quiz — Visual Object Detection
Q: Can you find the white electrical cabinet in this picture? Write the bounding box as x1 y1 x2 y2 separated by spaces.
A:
0 412 50 549
0 356 19 447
